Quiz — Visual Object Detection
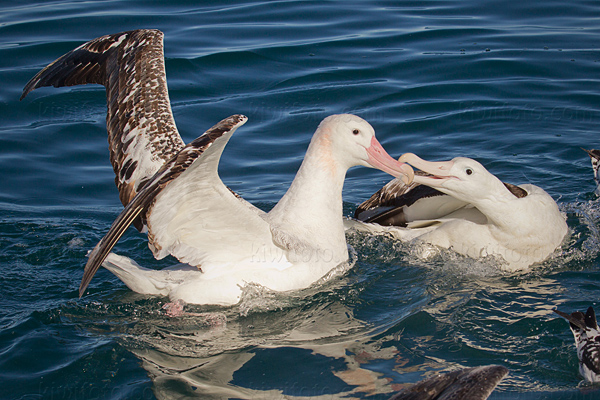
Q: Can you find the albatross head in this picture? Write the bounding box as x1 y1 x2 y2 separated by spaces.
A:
313 114 414 184
399 153 509 204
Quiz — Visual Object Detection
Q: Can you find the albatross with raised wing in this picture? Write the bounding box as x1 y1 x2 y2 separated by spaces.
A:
21 30 414 305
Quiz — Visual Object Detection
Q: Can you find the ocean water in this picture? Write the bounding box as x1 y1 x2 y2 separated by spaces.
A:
1 0 600 399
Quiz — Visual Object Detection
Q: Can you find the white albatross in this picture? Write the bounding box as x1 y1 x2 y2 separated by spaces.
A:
349 153 568 271
21 29 414 305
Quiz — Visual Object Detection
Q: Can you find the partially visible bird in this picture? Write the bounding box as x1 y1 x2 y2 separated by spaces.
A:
554 306 600 384
583 148 600 192
389 365 508 400
351 153 568 271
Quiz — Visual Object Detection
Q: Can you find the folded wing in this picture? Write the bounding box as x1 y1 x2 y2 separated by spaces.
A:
355 174 527 227
354 174 467 226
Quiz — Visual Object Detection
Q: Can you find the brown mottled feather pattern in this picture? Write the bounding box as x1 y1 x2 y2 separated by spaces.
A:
389 365 508 400
583 148 600 161
79 114 247 297
354 172 444 224
356 171 452 212
22 30 185 230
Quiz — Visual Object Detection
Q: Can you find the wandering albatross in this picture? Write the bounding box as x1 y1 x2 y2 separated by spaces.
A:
21 29 414 306
349 153 567 271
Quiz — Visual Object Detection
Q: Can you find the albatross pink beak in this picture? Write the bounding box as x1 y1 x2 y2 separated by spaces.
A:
366 137 414 184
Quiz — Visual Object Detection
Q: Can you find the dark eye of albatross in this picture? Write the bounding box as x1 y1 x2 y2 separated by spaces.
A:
466 168 473 175
352 129 360 135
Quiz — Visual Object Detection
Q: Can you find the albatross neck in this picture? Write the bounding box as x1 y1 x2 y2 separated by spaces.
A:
267 138 348 254
470 184 523 231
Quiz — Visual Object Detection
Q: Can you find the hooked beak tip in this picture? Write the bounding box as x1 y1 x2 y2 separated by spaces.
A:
400 164 414 184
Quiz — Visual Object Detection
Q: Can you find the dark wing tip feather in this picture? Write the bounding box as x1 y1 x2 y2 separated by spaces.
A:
79 201 145 297
157 114 248 187
22 28 187 221
78 114 248 297
191 114 248 146
20 29 163 101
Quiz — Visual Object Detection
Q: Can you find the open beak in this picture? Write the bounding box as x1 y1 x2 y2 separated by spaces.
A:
366 137 414 184
398 153 455 187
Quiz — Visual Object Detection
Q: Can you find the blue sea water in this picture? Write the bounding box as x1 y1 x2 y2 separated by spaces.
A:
2 0 600 398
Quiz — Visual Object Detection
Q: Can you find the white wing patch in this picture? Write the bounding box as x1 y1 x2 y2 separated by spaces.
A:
147 118 284 268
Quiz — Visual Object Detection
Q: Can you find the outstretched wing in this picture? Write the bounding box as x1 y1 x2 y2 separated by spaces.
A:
22 29 184 222
79 115 268 296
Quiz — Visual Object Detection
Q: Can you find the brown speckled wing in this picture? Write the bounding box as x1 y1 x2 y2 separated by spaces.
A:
22 30 185 228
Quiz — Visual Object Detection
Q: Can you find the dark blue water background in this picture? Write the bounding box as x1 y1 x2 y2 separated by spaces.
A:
2 1 600 398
